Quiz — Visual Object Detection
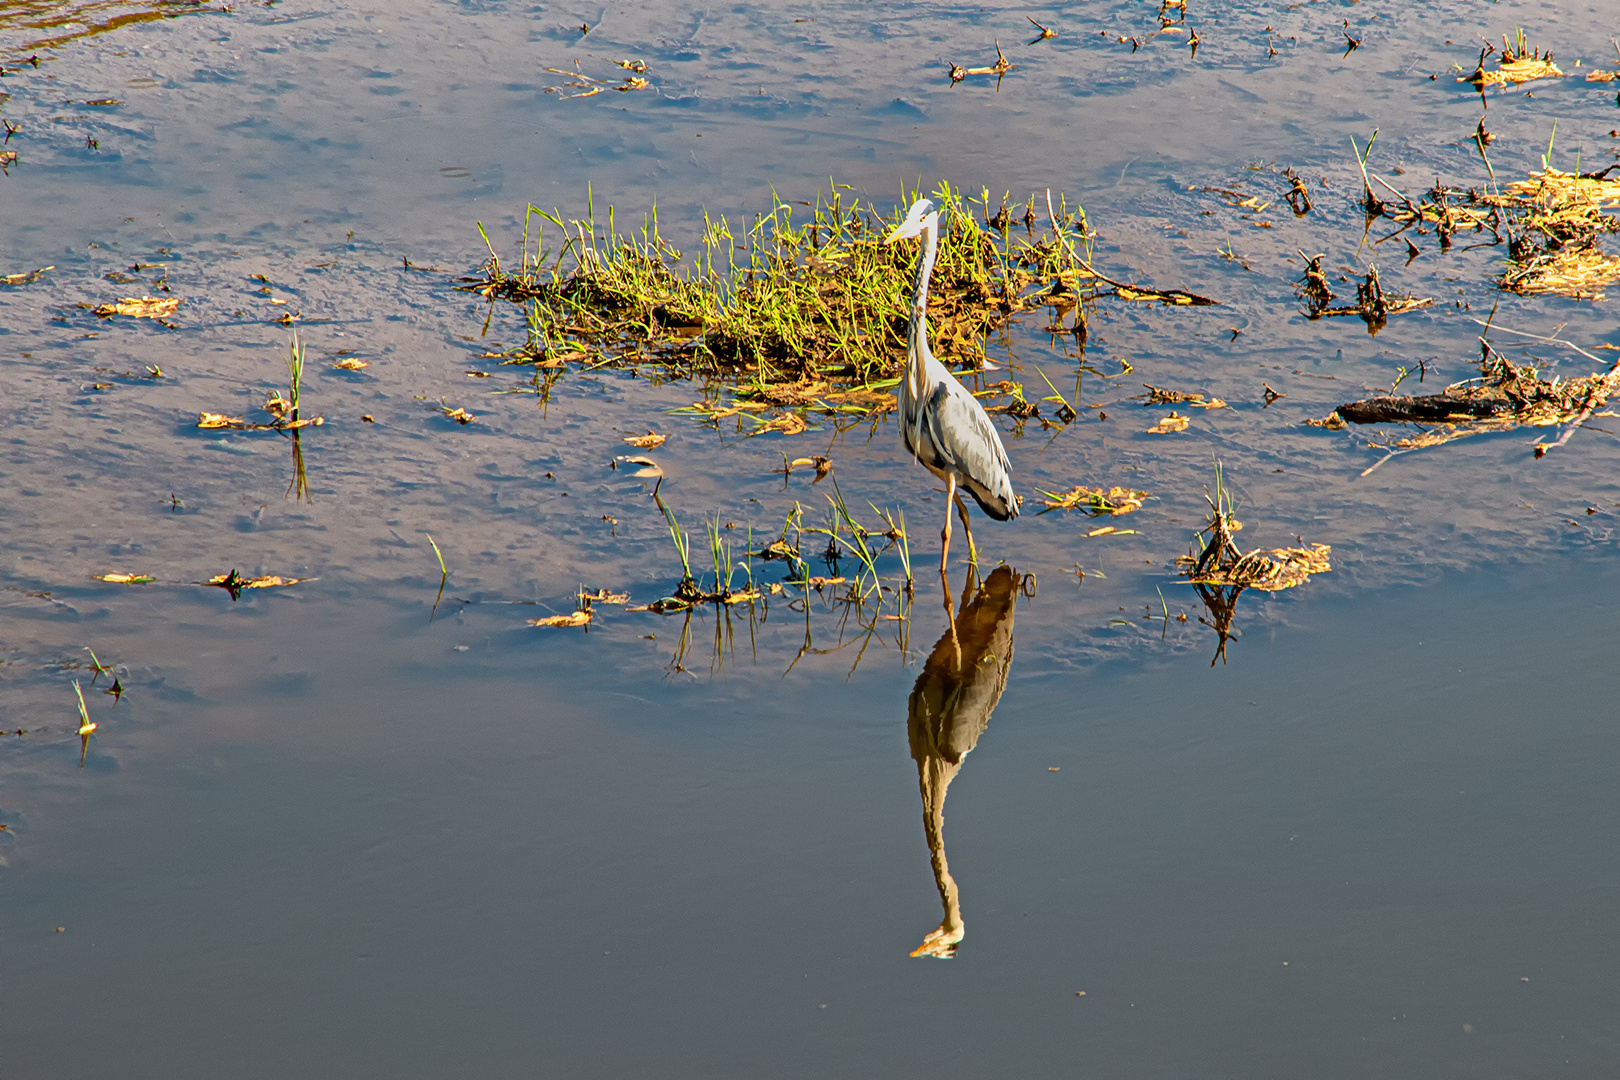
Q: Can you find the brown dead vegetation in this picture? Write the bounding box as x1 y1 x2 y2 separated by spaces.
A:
1314 331 1620 466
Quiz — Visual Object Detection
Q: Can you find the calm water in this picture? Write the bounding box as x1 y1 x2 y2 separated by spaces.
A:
2 1 1618 1076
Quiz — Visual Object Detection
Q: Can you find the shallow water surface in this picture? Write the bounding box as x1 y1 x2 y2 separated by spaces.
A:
2 1 1618 1076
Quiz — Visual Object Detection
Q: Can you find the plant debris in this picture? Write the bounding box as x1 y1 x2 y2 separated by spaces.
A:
332 357 369 370
1178 472 1331 592
542 59 653 99
622 430 668 448
204 572 307 590
532 610 593 627
1486 167 1620 299
1146 412 1191 433
616 455 664 478
1316 331 1620 465
94 572 155 584
1304 264 1432 332
1460 32 1565 88
94 296 180 319
196 412 324 432
1036 485 1149 515
1143 384 1227 408
2 266 53 285
776 453 834 483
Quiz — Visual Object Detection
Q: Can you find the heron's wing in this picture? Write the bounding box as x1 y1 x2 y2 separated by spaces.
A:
921 379 1018 520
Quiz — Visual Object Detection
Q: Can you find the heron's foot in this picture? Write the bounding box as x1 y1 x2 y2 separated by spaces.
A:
910 919 965 959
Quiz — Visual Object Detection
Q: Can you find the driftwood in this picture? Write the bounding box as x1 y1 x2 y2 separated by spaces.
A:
1335 392 1513 424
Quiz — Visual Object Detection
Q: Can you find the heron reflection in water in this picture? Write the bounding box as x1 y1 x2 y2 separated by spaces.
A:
907 564 1026 958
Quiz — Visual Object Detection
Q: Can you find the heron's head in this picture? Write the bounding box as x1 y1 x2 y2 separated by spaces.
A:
885 198 938 244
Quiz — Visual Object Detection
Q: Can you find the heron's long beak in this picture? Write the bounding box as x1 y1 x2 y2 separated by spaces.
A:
886 198 935 244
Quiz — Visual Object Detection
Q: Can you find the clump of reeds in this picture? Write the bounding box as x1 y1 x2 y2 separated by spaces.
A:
463 181 1092 390
1488 163 1620 299
1177 466 1331 592
1460 30 1565 88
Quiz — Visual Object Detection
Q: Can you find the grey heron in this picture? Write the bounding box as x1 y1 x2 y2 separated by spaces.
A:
885 198 1018 574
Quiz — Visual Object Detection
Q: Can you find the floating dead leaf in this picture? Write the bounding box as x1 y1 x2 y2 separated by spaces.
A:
1037 485 1149 515
757 539 800 561
783 454 833 481
440 405 475 425
95 296 181 319
83 98 123 107
623 430 668 449
1146 412 1191 433
2 266 53 285
1109 283 1217 306
332 357 369 370
197 412 246 429
613 58 648 72
530 611 592 628
806 576 846 589
755 413 809 436
616 455 664 478
579 588 630 604
1143 384 1228 408
1082 525 1138 538
204 573 308 589
264 391 291 418
94 572 155 584
1181 543 1332 590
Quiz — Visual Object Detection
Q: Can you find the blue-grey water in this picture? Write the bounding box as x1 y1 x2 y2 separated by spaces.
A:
2 1 1618 1076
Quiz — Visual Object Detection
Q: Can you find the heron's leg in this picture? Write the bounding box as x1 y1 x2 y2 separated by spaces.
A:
954 494 978 567
940 475 956 574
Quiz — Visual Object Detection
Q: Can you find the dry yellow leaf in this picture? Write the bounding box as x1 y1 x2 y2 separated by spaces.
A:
333 357 369 370
1037 485 1148 515
204 573 307 589
531 611 592 628
2 266 53 285
579 589 630 604
617 455 663 478
95 572 155 584
1146 411 1191 433
758 413 809 435
94 296 181 319
623 430 668 449
197 412 245 429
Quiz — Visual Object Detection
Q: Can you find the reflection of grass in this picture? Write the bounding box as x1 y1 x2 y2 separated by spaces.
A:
467 180 1092 389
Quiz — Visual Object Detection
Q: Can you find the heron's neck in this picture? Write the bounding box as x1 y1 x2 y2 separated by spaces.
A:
907 217 940 373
